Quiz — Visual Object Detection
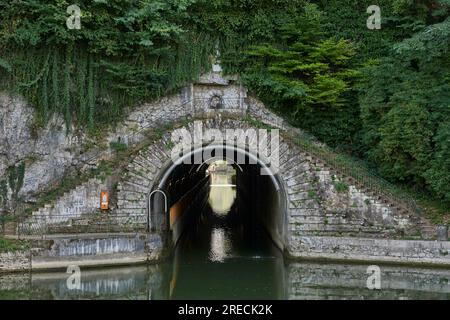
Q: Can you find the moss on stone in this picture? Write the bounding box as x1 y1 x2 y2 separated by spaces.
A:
334 181 349 193
0 237 29 253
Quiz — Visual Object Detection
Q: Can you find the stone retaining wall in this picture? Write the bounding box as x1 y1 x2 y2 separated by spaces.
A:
0 251 30 272
287 262 450 300
19 178 107 233
288 236 450 267
30 233 165 270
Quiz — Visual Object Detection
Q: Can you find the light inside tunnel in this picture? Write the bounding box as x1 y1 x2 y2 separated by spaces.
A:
207 160 236 216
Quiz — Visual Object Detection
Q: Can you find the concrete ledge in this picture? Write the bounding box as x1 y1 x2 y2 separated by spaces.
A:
288 236 450 268
287 262 450 299
0 233 166 272
31 253 148 271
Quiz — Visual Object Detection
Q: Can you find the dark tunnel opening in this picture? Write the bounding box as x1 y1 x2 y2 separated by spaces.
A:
152 146 286 252
148 146 287 298
169 161 280 257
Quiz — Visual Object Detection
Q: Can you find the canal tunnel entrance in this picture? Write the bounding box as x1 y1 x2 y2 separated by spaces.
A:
149 145 287 257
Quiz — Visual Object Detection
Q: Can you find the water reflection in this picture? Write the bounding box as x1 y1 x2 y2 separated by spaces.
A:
209 228 232 262
1 262 450 300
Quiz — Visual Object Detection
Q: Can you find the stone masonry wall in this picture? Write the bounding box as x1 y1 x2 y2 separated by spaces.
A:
115 118 429 247
288 235 450 266
0 251 30 272
30 233 165 270
0 234 164 272
19 178 108 234
287 262 450 299
286 164 426 239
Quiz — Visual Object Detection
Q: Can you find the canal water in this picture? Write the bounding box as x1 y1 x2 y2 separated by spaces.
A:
1 170 449 300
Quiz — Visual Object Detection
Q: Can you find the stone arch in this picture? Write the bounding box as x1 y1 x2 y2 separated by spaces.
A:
116 118 322 250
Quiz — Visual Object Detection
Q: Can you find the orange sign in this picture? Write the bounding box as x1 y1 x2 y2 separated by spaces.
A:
100 191 109 210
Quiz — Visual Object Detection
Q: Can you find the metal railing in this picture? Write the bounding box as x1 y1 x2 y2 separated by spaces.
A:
0 216 5 235
284 128 423 215
16 213 148 238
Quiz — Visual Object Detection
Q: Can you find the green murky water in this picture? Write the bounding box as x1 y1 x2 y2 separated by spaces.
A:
1 256 450 300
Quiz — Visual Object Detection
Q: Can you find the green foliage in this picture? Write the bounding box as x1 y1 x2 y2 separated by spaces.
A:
391 0 450 28
360 16 450 203
16 163 25 194
241 4 359 145
93 160 113 182
424 123 450 203
318 0 404 61
334 181 349 193
0 237 29 253
188 0 307 73
0 180 7 209
248 5 356 105
6 163 25 203
110 141 128 153
0 0 213 129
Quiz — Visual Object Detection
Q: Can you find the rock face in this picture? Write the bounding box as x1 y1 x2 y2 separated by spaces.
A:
0 90 185 209
0 94 34 175
0 92 81 209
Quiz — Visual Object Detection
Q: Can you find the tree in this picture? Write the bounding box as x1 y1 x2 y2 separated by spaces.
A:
360 16 450 201
241 4 359 145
